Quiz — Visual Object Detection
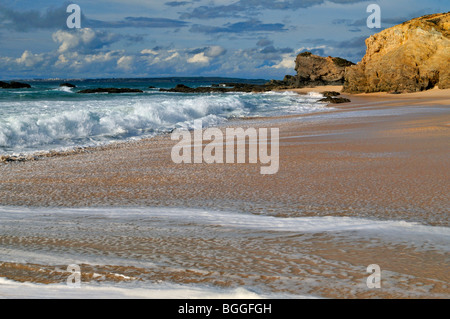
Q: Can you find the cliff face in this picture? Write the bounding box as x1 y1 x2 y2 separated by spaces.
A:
344 12 450 93
282 52 354 87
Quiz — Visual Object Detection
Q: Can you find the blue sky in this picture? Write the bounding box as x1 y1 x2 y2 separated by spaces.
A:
0 0 448 80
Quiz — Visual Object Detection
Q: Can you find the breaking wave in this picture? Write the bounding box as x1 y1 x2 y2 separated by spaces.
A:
0 91 326 155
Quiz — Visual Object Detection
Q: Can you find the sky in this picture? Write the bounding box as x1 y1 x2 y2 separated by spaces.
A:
0 0 448 80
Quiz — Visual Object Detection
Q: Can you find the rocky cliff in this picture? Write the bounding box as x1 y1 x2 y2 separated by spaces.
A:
343 12 450 93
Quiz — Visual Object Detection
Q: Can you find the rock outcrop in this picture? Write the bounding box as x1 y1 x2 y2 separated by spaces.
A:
344 12 450 93
291 52 354 87
269 52 354 88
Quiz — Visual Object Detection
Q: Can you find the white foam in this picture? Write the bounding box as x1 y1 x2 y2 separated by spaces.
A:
52 86 74 93
306 92 324 98
1 206 448 245
0 277 312 299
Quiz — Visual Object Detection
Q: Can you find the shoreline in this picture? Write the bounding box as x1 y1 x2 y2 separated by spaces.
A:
1 85 449 298
2 86 449 163
0 86 448 225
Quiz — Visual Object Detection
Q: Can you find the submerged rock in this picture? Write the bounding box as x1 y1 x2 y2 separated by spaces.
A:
343 12 450 93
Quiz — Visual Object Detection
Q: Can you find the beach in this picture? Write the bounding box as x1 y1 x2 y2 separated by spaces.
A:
0 86 449 298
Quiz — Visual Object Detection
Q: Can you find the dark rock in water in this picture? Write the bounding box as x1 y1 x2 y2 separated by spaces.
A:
157 79 345 94
159 84 196 93
77 88 144 94
223 83 262 92
9 81 31 88
318 96 351 104
148 86 156 89
60 82 76 88
159 83 275 93
174 84 191 90
0 81 31 89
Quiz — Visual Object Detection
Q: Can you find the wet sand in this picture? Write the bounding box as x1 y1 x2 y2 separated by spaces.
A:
0 87 449 298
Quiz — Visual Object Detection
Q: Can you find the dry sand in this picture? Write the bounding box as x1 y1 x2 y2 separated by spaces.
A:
289 85 450 106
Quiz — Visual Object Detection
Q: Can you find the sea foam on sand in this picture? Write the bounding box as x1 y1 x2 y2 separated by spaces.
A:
0 277 315 299
1 206 449 299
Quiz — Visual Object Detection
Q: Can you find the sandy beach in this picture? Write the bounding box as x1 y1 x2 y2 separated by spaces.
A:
1 87 449 298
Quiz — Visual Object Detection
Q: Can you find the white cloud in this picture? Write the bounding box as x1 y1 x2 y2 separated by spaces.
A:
15 50 44 67
271 53 296 69
187 52 210 64
204 46 226 57
164 52 180 61
52 28 121 53
117 55 134 70
52 30 83 53
141 49 159 55
83 51 118 64
56 54 68 65
1 42 293 79
187 46 226 64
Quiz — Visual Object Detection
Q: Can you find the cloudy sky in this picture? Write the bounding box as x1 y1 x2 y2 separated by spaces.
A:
0 0 447 80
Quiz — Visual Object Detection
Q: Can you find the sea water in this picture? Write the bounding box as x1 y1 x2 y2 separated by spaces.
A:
0 78 328 155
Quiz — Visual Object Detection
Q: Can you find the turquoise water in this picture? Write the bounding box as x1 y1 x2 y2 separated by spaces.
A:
0 78 327 155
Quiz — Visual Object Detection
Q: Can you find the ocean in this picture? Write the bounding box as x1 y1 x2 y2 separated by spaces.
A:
0 77 327 155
